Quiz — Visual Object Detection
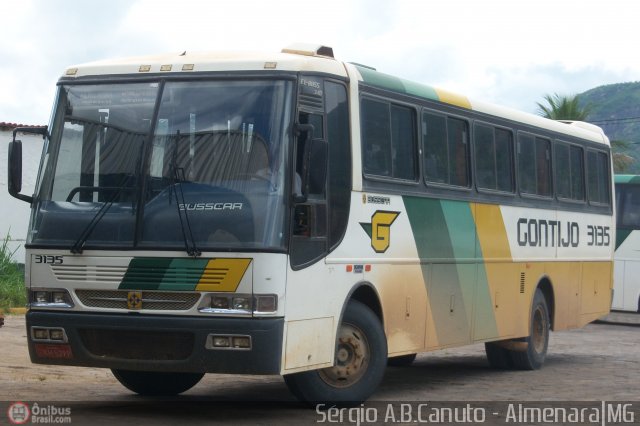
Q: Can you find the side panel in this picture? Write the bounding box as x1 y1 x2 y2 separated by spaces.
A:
285 190 613 372
282 259 358 373
580 262 613 321
473 204 523 339
613 230 640 311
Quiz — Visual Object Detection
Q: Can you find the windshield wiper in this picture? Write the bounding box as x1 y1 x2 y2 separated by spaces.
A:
70 175 133 254
170 130 201 258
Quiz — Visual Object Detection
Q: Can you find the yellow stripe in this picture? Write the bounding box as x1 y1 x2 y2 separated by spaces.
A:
195 258 251 292
434 88 472 109
472 204 521 338
472 204 511 261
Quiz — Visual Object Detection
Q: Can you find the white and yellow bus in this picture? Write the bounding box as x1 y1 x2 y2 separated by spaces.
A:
8 44 614 404
613 175 640 312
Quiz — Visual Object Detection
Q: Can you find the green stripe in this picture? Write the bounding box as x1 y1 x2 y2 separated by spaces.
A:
615 174 640 184
403 197 454 260
403 196 498 343
119 258 209 291
616 229 633 250
441 200 477 259
355 65 439 102
403 197 470 345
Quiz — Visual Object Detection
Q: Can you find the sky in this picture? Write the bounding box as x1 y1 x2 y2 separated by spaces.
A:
1 0 639 125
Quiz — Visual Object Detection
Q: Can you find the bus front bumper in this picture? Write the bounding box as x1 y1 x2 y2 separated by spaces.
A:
26 311 283 374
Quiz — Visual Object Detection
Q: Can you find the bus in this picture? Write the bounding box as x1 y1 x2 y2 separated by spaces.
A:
613 175 640 312
7 44 614 404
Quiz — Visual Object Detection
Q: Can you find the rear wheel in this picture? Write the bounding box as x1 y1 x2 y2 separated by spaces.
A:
111 370 204 396
484 342 513 369
284 300 387 406
510 289 550 370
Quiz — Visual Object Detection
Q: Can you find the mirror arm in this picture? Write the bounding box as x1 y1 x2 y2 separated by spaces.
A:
13 126 49 140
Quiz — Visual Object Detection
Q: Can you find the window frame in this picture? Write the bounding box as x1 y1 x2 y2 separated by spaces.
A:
516 130 553 200
586 148 612 207
554 140 586 205
360 94 420 185
422 107 472 192
472 120 516 197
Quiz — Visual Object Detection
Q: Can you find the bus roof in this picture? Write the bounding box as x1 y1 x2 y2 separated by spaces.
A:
62 44 608 146
62 47 348 80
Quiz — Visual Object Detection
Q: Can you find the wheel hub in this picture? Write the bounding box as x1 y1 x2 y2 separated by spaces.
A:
318 324 370 388
531 306 548 354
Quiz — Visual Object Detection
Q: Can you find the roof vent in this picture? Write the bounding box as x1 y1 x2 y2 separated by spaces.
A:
282 43 334 59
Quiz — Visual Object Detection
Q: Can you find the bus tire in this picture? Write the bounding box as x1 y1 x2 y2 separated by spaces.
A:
387 353 417 367
111 369 204 396
484 342 514 370
510 289 550 370
283 300 387 406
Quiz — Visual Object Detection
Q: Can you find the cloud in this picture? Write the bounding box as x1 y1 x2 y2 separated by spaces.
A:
1 0 639 125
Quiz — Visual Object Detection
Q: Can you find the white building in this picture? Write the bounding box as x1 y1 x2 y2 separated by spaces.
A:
0 124 46 263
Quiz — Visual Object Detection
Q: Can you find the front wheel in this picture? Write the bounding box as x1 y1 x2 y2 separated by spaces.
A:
111 370 204 396
284 300 387 406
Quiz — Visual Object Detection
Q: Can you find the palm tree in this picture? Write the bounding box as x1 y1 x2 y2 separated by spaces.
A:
536 93 591 120
537 93 633 172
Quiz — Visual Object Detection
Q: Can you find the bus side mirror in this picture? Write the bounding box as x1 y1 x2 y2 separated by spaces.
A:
8 140 33 204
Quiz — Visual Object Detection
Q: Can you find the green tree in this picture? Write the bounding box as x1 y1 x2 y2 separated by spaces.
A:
537 93 633 173
536 93 591 120
611 140 633 173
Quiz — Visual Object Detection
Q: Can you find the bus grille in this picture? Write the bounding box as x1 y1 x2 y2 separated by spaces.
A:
78 329 194 360
51 265 128 285
75 290 201 311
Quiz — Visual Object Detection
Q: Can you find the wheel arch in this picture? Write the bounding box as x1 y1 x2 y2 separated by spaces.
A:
338 281 384 329
536 276 556 330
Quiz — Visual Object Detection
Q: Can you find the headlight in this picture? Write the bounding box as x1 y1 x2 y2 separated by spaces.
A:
232 297 251 311
199 293 277 315
30 289 74 308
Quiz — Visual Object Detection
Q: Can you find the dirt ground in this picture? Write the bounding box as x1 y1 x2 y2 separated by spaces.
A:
1 313 639 425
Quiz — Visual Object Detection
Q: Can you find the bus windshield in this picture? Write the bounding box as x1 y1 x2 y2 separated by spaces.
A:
30 79 294 252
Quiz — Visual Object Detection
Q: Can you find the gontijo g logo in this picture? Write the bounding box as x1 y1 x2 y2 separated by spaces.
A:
360 211 400 253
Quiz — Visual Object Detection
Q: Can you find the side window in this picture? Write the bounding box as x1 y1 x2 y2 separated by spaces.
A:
618 184 640 228
391 105 416 180
474 123 514 192
587 150 611 205
423 112 469 187
362 98 391 176
518 133 552 197
325 81 351 249
296 112 325 197
361 97 417 180
555 142 585 201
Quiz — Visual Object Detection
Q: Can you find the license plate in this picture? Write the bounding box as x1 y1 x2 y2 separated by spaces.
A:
34 343 73 359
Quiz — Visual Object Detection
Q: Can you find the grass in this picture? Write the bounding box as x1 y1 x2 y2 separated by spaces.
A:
0 233 26 312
